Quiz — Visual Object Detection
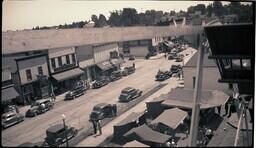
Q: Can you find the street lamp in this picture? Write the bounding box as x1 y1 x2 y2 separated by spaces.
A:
62 114 69 147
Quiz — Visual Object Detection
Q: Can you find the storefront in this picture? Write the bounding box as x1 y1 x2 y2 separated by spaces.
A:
51 67 84 95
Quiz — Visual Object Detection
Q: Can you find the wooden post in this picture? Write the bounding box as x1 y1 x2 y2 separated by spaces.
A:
189 33 205 146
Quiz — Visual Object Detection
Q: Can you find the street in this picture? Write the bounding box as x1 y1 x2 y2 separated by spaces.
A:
2 48 196 146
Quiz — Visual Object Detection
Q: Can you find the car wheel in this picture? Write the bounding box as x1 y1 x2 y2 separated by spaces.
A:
73 129 78 136
56 138 63 145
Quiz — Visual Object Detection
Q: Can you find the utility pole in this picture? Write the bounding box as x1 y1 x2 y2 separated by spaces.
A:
189 33 205 146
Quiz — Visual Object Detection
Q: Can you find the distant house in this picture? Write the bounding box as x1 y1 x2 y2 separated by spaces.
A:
183 52 232 95
84 20 95 28
14 54 51 105
1 67 20 111
48 47 84 95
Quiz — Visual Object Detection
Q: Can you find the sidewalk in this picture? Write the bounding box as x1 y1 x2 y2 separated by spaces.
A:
76 78 179 147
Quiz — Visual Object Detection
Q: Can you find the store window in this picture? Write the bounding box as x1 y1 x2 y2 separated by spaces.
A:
26 69 32 81
58 57 62 67
38 66 43 75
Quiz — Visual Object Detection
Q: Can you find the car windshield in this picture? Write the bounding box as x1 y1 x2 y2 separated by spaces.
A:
120 93 128 98
2 113 15 119
93 106 102 112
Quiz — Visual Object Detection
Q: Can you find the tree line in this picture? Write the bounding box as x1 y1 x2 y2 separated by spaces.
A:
32 1 252 30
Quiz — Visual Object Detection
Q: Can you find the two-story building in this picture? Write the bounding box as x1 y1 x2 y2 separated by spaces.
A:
48 47 84 95
1 67 20 112
14 54 51 105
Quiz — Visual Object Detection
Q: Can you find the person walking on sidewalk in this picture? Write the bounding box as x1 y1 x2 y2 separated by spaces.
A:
91 120 97 135
97 120 102 135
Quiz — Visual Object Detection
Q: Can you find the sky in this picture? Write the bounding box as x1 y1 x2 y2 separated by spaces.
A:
3 0 232 31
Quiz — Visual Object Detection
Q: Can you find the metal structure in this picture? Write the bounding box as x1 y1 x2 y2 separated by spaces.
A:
205 23 254 146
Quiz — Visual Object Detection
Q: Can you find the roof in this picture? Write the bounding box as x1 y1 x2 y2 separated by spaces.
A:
46 124 66 133
116 112 141 126
184 52 217 67
2 26 203 54
123 140 149 147
151 108 188 129
160 88 229 110
96 61 114 71
204 23 254 57
2 68 11 82
124 124 171 144
1 86 19 102
52 68 84 82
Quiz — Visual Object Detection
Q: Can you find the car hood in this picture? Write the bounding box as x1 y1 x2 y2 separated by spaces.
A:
28 106 38 111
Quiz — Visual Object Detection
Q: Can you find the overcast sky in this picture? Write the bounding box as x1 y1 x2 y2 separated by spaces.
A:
3 0 232 31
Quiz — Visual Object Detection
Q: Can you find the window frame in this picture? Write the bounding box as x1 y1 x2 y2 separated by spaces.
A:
26 69 32 81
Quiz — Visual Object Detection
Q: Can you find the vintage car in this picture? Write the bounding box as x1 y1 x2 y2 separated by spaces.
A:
25 98 54 117
65 81 86 100
110 70 122 82
89 103 116 121
155 70 172 81
128 55 135 60
122 66 135 76
119 87 143 102
175 56 183 62
2 112 24 129
92 76 110 89
168 54 176 60
170 65 182 73
44 124 78 147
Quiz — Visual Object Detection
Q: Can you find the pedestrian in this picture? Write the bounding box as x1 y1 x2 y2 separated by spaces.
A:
112 104 117 116
217 106 221 115
223 97 232 116
91 120 97 135
133 63 135 68
178 71 181 80
15 105 19 113
164 53 167 59
97 120 102 135
228 99 236 118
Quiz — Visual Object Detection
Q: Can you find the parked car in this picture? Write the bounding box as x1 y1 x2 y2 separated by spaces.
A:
119 87 143 102
25 98 54 117
128 55 135 60
175 56 183 62
122 66 135 76
65 81 86 100
170 65 182 73
2 112 24 129
110 70 122 82
168 53 177 60
89 103 115 121
44 124 78 147
92 76 110 89
155 70 172 81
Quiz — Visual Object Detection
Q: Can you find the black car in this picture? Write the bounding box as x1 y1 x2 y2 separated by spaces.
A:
2 112 24 129
170 65 182 73
25 98 54 117
175 56 183 62
119 87 143 102
110 70 122 82
168 53 177 60
44 124 78 147
92 76 110 89
128 55 135 60
122 66 135 76
89 103 116 121
65 81 86 100
155 70 172 81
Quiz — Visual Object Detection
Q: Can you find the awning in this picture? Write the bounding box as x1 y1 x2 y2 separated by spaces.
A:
123 140 149 147
124 124 171 144
96 61 114 71
1 87 19 102
52 68 84 82
161 89 229 110
151 108 188 129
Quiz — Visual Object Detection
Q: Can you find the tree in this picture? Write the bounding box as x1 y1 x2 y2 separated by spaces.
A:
212 1 224 17
121 8 139 26
97 14 108 27
194 4 206 15
206 4 213 17
108 10 122 26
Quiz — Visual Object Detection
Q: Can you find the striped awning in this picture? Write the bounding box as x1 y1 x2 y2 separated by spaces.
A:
52 68 84 82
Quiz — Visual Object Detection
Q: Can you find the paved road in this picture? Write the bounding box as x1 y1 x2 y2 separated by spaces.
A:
2 48 196 146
